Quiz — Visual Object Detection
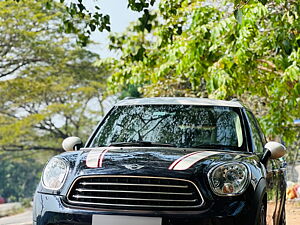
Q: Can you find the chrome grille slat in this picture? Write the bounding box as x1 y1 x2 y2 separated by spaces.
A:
66 200 201 209
66 175 204 210
80 182 188 188
75 188 193 195
72 194 198 202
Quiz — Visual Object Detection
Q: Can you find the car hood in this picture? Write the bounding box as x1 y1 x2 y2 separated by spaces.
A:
63 147 254 177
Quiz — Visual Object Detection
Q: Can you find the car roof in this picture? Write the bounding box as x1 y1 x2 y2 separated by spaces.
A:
116 97 243 108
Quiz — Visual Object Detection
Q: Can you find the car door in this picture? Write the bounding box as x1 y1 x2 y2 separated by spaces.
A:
246 111 279 225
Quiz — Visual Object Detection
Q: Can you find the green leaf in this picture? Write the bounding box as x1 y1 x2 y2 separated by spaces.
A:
89 24 96 31
258 0 268 5
45 1 51 9
234 9 243 24
150 0 156 6
77 3 85 12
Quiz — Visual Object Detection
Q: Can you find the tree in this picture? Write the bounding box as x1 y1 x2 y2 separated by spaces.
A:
0 0 109 201
0 49 107 152
0 151 47 201
104 0 300 144
11 1 281 45
10 0 158 46
1 0 66 78
0 0 108 153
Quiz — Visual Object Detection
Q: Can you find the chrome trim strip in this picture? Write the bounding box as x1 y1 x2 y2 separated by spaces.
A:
76 188 193 195
80 182 188 189
66 175 205 209
73 195 197 202
66 200 202 209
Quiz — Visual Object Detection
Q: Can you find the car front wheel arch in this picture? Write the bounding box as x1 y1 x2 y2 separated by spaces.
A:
256 194 267 225
253 178 267 225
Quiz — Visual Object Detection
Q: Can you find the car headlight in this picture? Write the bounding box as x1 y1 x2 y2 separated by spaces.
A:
208 162 250 196
42 157 69 190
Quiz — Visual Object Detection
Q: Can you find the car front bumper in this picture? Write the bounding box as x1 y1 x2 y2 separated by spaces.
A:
33 192 257 225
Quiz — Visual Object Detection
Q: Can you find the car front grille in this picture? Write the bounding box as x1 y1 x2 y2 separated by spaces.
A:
66 175 204 210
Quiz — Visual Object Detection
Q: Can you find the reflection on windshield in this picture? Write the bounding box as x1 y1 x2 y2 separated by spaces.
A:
91 105 244 150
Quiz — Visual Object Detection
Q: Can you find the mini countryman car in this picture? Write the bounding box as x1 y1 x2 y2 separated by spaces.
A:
33 97 287 225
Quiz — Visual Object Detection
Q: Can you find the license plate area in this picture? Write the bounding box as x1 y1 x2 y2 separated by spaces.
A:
92 215 162 225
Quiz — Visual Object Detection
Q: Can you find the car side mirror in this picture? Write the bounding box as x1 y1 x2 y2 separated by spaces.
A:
62 137 83 151
265 141 286 159
260 141 286 164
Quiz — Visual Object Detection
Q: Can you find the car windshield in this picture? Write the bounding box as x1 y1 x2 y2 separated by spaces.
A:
91 105 245 150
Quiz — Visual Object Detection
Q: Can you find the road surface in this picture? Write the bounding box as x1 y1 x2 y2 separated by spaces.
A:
0 208 32 225
0 202 299 225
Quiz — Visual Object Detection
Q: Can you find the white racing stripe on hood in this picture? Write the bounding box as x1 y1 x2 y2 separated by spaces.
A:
86 148 107 168
172 151 221 171
99 149 109 167
168 151 200 170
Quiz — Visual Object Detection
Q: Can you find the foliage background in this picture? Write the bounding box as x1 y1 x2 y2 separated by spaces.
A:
0 0 108 201
105 0 299 145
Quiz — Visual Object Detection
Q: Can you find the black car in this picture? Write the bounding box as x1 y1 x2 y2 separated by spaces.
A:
33 97 287 225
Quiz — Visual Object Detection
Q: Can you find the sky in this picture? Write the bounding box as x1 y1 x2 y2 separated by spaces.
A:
86 0 143 58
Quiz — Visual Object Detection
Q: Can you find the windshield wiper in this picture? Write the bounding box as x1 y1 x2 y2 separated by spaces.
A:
191 144 236 150
108 141 176 147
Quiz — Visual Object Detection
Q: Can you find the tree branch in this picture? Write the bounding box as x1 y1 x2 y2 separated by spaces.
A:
257 65 283 76
0 144 62 152
257 59 277 69
0 58 43 78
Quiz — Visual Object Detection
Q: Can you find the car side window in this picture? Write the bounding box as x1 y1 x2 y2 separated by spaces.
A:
246 111 264 153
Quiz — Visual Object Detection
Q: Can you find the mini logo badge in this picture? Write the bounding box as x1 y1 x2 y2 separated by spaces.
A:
124 164 144 170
